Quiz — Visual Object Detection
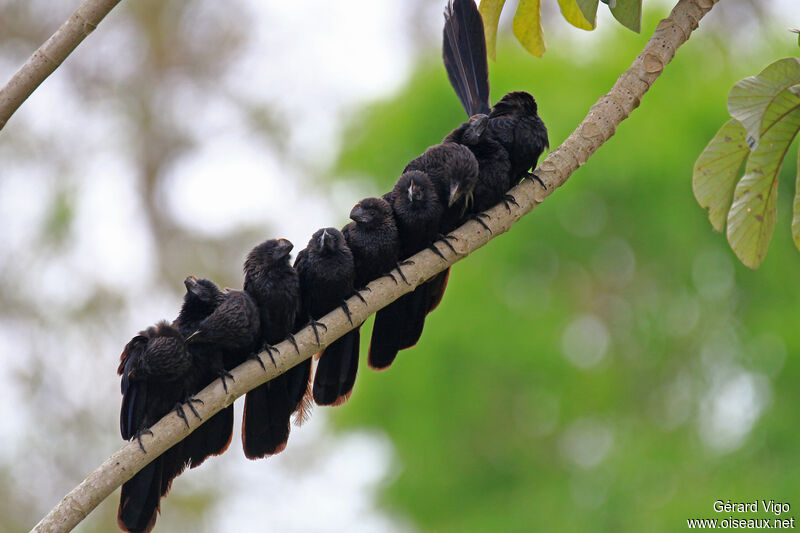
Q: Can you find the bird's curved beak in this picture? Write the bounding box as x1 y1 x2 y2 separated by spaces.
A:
349 203 367 223
276 238 293 256
408 182 417 203
448 183 461 207
184 275 199 294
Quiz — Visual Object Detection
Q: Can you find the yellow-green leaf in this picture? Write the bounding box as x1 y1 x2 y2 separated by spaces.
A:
609 0 641 33
513 0 545 58
693 119 749 232
479 0 507 62
575 0 599 27
558 0 595 30
793 145 800 249
728 57 800 148
726 105 800 268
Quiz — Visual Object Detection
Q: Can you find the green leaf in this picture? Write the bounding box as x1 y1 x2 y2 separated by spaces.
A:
609 0 641 33
726 104 800 268
693 119 749 232
513 0 545 58
558 0 595 30
575 0 599 27
728 57 800 149
479 0 507 62
793 145 800 250
790 28 800 48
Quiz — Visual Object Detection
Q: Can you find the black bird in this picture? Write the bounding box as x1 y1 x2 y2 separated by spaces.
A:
370 171 444 369
242 238 309 459
341 198 406 369
184 287 261 393
442 0 548 205
404 141 479 233
117 322 194 533
294 228 359 406
173 276 234 469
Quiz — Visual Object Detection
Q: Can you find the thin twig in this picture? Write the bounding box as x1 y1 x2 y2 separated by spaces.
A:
29 0 718 531
0 0 123 131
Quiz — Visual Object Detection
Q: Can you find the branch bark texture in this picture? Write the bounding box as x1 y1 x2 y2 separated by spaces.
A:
0 0 123 131
30 0 718 531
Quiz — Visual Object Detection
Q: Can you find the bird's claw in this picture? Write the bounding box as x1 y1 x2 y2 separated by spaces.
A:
287 333 300 355
219 370 234 393
309 320 327 345
502 194 519 212
248 351 267 371
435 234 458 255
352 290 367 305
527 172 546 189
174 404 190 428
135 429 154 453
470 213 492 233
386 272 399 285
395 261 413 285
340 301 353 325
187 398 203 420
428 243 447 261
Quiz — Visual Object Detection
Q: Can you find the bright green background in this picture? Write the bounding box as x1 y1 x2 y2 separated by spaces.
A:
332 16 800 533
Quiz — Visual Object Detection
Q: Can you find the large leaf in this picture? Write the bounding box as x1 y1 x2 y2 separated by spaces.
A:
575 0 599 27
726 104 800 268
793 146 800 249
609 0 641 33
693 119 749 232
513 0 545 58
558 0 595 30
479 0 507 62
727 57 800 149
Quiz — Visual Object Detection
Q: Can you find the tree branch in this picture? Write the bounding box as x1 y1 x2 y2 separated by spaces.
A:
0 0 123 131
30 0 718 531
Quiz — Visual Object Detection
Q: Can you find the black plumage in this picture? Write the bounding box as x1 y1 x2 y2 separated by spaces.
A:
370 172 444 369
294 228 359 406
242 238 309 459
443 0 491 116
173 276 234 469
117 322 194 533
341 198 407 370
442 0 549 207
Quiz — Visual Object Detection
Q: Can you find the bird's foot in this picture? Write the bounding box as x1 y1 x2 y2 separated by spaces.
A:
436 233 458 255
287 333 300 355
309 319 328 346
395 260 414 285
470 213 492 233
174 403 190 428
187 397 203 420
340 301 353 326
351 289 367 305
218 369 234 393
428 243 447 261
502 194 519 212
526 172 546 189
135 428 154 453
248 351 267 371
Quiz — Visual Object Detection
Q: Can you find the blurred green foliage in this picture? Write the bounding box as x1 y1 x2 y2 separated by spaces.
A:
332 16 799 533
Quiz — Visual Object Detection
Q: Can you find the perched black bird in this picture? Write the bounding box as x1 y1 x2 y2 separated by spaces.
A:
294 228 359 406
341 198 406 369
404 141 479 233
242 238 309 459
173 276 234 469
442 0 549 204
370 172 444 369
117 322 194 533
184 287 261 392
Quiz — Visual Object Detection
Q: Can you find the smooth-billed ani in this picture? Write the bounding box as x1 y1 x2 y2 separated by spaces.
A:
294 228 359 406
242 238 309 459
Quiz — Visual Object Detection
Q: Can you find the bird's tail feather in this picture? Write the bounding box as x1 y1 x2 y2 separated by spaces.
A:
443 0 491 116
313 329 360 406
